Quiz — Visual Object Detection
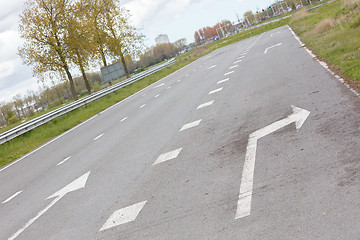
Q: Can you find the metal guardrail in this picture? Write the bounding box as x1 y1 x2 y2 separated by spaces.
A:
0 58 176 145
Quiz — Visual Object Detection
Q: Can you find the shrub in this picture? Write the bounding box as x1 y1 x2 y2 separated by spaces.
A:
312 18 336 34
349 15 360 28
8 115 20 124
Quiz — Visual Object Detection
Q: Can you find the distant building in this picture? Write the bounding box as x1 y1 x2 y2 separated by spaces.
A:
155 34 170 44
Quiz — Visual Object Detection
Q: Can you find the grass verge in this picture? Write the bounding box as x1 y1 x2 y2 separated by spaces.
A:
0 18 291 168
290 0 360 84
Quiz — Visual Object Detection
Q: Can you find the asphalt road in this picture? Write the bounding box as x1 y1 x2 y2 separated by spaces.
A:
1 25 360 240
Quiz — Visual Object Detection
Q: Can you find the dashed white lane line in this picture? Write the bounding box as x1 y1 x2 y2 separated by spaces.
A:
93 133 104 141
240 52 247 56
197 100 214 109
209 87 223 95
229 65 238 69
217 78 229 84
155 94 160 98
233 60 242 64
140 104 146 109
2 191 22 204
177 79 181 82
237 56 245 60
99 201 147 231
154 83 164 89
120 117 128 122
179 119 202 131
167 86 171 89
224 71 234 76
153 148 182 165
57 156 71 166
208 65 217 69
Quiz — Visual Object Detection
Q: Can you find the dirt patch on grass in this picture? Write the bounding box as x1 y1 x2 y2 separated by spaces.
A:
342 0 360 7
312 18 336 34
292 9 310 21
189 47 207 58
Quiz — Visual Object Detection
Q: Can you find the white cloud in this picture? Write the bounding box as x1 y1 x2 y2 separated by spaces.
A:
0 30 23 61
0 77 38 103
0 60 16 80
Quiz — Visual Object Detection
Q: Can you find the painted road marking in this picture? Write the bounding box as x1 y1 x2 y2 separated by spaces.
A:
140 104 146 109
167 86 171 89
224 71 234 76
236 106 310 219
208 65 217 69
177 79 181 82
264 43 282 54
237 56 245 60
120 117 128 122
240 52 247 56
9 172 90 240
2 191 22 204
270 31 281 37
217 78 229 84
229 65 238 69
155 94 160 98
100 201 147 231
233 60 242 64
197 100 214 109
153 148 182 165
209 87 223 95
154 83 165 88
179 119 201 131
57 156 71 166
93 134 104 141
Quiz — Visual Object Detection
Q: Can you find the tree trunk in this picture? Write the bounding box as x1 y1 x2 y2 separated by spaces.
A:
120 52 130 79
100 49 107 67
63 64 78 100
77 52 91 95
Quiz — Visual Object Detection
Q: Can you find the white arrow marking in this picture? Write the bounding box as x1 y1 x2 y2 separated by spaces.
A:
8 172 90 240
235 106 310 220
264 43 282 54
2 191 23 204
270 31 281 37
100 201 147 231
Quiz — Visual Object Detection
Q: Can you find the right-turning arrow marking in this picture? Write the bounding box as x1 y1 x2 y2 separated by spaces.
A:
8 172 90 240
235 106 310 219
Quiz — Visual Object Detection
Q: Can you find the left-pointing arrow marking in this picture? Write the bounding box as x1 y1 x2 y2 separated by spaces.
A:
8 171 90 240
235 106 310 220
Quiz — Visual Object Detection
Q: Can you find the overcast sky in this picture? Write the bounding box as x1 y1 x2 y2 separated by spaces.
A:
0 0 274 103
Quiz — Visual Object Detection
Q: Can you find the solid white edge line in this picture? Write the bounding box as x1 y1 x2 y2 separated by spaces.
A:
57 156 71 166
287 25 360 97
2 190 23 204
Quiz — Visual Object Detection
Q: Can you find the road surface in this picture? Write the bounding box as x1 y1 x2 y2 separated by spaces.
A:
1 25 360 239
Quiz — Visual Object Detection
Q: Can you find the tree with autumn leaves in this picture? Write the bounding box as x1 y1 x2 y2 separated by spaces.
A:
18 0 143 100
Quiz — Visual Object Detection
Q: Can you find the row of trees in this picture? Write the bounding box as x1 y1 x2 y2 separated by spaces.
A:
194 20 233 45
0 73 103 127
19 0 143 101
